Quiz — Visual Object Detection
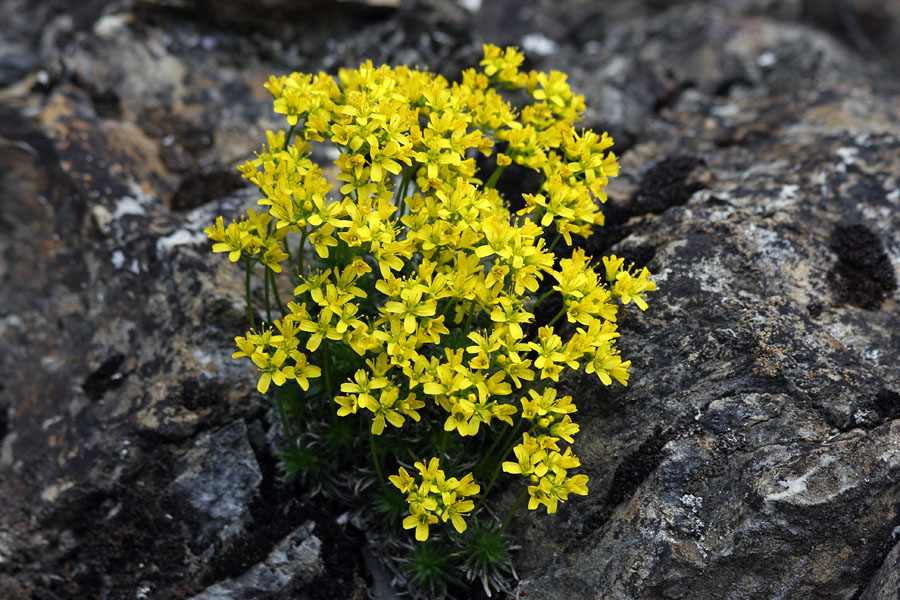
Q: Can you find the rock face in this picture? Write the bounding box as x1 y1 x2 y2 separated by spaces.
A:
1 1 898 599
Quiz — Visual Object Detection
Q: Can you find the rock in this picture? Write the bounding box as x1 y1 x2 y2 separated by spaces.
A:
1 1 899 599
861 533 900 600
168 421 263 546
187 521 323 600
0 46 38 87
506 10 900 600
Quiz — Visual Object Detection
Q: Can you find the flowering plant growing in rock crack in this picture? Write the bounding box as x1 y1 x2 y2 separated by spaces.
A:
205 44 655 597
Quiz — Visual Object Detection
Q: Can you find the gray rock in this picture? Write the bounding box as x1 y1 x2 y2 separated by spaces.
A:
508 11 900 600
188 521 323 600
169 420 262 546
861 533 900 600
0 46 38 87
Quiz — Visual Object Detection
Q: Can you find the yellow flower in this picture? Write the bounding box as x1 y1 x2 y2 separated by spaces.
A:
210 220 250 262
383 288 436 334
403 506 438 542
260 243 289 273
489 296 533 340
389 466 416 494
340 368 388 411
613 265 657 311
368 139 409 183
423 363 471 397
298 311 343 352
466 330 503 355
549 414 579 443
250 349 291 394
602 255 626 285
414 457 444 494
308 224 338 259
444 399 475 436
502 433 547 477
291 352 321 391
440 492 475 533
586 342 632 386
369 386 406 435
480 44 526 86
232 334 257 359
334 394 359 416
474 370 511 403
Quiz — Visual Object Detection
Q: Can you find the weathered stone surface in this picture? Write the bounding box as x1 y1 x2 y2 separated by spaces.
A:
862 533 900 600
188 521 323 600
1 0 899 598
168 420 263 546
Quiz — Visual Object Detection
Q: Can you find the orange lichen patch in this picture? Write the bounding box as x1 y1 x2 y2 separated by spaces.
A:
753 342 789 377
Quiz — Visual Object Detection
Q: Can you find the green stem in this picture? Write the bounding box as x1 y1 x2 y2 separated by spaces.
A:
473 420 525 513
370 431 388 490
282 238 299 288
438 428 448 460
277 389 298 451
500 489 528 533
463 302 479 332
394 164 416 219
296 229 308 279
244 257 256 329
530 288 555 313
283 124 296 150
546 307 567 328
548 232 563 252
484 165 506 189
268 268 287 318
475 421 512 475
264 264 273 324
323 342 334 400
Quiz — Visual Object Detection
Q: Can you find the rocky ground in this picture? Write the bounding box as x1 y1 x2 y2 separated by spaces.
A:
1 0 899 598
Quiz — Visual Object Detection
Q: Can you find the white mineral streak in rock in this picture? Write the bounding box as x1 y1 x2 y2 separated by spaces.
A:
767 184 799 212
111 249 125 268
835 146 858 165
134 584 151 600
680 494 703 510
765 456 833 502
745 224 794 268
93 14 128 38
522 33 558 56
757 51 776 68
191 348 214 365
40 415 63 430
156 229 207 256
457 0 481 12
113 196 146 218
764 454 857 505
40 478 76 503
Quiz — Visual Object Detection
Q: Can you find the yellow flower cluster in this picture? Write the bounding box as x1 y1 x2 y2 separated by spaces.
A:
208 44 656 539
207 209 289 272
232 321 321 393
503 396 589 514
390 458 480 541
